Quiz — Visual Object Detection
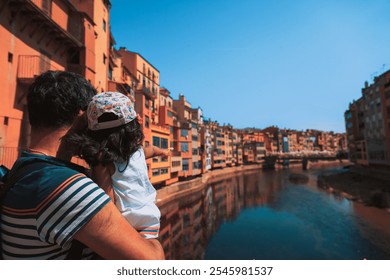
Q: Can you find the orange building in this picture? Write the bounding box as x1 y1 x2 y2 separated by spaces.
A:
190 108 203 176
239 129 266 164
173 94 193 178
159 87 181 184
117 48 161 178
0 0 111 168
206 120 226 169
150 124 171 186
223 125 235 167
108 43 138 98
345 70 390 167
72 0 111 91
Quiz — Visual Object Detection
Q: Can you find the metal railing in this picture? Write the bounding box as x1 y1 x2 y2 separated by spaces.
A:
30 0 52 16
0 147 22 168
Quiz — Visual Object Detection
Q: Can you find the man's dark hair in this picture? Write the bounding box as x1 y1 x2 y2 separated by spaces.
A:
27 71 96 129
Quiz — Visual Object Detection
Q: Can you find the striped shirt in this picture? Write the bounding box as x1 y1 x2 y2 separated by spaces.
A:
0 152 110 260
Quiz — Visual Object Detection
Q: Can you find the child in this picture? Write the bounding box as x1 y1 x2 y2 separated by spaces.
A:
64 92 166 239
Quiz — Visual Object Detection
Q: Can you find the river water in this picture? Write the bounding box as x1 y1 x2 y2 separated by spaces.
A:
158 165 390 260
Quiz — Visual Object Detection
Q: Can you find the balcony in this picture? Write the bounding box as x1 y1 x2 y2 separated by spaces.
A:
180 122 191 130
17 55 60 83
8 0 83 48
67 64 86 76
108 80 134 98
137 85 157 99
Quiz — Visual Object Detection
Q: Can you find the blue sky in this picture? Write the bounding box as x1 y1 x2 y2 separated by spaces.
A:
110 0 390 133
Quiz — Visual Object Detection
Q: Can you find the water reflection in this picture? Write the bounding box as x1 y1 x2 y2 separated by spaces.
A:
158 168 390 260
158 170 283 259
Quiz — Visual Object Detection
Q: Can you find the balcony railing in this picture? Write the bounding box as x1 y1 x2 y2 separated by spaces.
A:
8 0 82 47
17 55 60 81
0 147 22 168
138 85 157 99
31 0 52 16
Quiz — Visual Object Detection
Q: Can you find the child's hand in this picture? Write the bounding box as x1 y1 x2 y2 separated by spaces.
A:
160 149 171 159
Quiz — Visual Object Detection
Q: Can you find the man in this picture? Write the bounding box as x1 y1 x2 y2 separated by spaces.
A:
0 71 164 260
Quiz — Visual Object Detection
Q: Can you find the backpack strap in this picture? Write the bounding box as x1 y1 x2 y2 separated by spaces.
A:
0 161 49 203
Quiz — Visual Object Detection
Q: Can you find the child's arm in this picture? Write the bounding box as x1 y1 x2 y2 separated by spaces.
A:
91 163 115 201
143 146 170 159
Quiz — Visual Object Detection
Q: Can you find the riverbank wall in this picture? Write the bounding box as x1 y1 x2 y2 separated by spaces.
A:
274 159 349 169
318 165 390 210
156 160 345 208
156 164 262 208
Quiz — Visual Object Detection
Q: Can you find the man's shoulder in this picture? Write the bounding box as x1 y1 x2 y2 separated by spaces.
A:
16 152 88 177
16 155 89 184
4 155 95 210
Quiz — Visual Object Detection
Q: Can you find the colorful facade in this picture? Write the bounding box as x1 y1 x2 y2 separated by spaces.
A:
345 70 390 167
1 0 348 188
0 0 111 167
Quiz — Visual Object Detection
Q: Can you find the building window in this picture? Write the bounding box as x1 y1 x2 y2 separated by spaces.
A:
181 142 189 152
145 116 149 128
145 141 150 147
145 98 149 109
167 111 173 118
153 136 160 147
108 66 112 80
182 159 189 171
153 136 168 149
103 53 107 64
161 138 168 149
4 116 9 126
103 19 106 32
180 129 188 137
8 52 13 63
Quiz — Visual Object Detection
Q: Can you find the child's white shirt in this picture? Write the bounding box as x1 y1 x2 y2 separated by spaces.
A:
112 147 160 238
